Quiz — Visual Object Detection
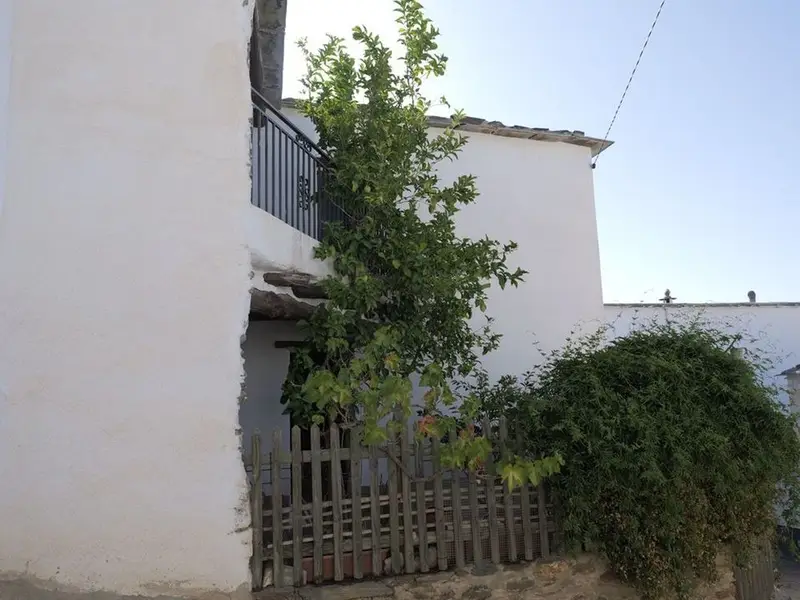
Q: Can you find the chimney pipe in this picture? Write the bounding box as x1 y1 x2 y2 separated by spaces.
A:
747 290 756 303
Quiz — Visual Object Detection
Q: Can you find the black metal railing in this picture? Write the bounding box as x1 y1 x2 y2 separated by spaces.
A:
250 88 348 240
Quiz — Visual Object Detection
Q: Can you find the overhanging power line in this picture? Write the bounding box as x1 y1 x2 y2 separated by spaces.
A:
593 0 667 168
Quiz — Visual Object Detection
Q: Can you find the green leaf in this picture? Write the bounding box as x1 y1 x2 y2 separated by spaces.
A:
500 463 524 491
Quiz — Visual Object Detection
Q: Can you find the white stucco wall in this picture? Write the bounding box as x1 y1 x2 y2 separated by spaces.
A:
241 320 302 496
0 1 255 596
604 303 800 403
241 321 397 490
281 107 605 379
440 130 604 377
0 0 10 219
247 204 330 278
239 111 605 492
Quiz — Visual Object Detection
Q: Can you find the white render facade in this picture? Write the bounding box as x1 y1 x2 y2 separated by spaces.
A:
242 106 611 459
605 303 800 404
0 1 256 597
0 1 610 598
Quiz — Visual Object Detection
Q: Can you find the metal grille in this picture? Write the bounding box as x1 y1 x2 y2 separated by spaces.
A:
250 88 349 241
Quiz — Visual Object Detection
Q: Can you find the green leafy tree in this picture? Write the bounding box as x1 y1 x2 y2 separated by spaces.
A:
471 314 800 599
281 0 559 486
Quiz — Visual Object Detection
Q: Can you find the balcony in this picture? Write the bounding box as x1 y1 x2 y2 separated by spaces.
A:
250 89 347 241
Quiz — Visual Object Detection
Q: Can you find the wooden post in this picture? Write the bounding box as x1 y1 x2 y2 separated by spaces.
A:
550 484 564 554
387 434 401 574
499 417 517 562
482 418 500 564
291 426 303 586
350 427 363 580
369 444 381 576
517 425 534 561
414 436 428 572
538 484 550 559
310 425 323 583
251 433 264 590
401 421 414 573
331 423 344 581
431 436 447 571
468 435 482 565
450 427 466 569
271 429 284 587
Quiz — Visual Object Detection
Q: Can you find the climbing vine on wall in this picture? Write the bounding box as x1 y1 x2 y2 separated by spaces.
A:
280 0 562 486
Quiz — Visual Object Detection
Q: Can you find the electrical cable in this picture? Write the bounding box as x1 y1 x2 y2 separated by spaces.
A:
593 0 667 168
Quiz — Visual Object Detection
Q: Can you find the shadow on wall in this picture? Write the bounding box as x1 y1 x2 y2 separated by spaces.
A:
240 320 301 496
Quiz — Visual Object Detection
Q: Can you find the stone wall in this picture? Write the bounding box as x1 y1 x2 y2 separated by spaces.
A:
259 555 736 600
254 0 287 107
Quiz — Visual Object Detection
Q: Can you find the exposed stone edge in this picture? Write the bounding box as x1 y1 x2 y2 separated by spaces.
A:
0 576 250 600
263 271 327 300
605 302 800 308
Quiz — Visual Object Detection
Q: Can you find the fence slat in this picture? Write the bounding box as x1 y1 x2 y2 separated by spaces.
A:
330 423 344 581
498 418 517 562
550 486 563 553
369 444 381 576
415 437 429 573
431 437 447 571
482 418 500 564
271 429 284 587
258 419 561 587
537 484 550 559
291 426 303 586
468 466 482 565
350 428 363 580
733 537 775 600
251 433 264 590
450 427 466 569
517 425 534 561
387 434 401 574
401 421 415 573
310 426 323 583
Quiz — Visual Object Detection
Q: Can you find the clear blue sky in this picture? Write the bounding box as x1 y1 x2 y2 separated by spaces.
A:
284 0 800 303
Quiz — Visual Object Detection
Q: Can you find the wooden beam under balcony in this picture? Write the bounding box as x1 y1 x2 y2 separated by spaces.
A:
250 289 317 321
263 271 328 300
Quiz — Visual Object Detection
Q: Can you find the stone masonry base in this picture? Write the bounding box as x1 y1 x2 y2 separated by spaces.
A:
255 554 736 600
0 555 737 600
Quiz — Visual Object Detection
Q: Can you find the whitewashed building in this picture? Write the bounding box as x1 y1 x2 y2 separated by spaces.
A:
604 301 800 404
781 364 800 412
242 98 611 474
0 1 611 598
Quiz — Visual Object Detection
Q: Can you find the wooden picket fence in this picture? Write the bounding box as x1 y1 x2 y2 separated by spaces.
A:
733 538 777 600
243 416 557 590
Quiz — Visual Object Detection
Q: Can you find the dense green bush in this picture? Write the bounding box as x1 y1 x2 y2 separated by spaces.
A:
474 318 800 599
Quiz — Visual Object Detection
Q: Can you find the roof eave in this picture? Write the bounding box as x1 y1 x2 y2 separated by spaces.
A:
281 99 612 157
427 118 613 157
